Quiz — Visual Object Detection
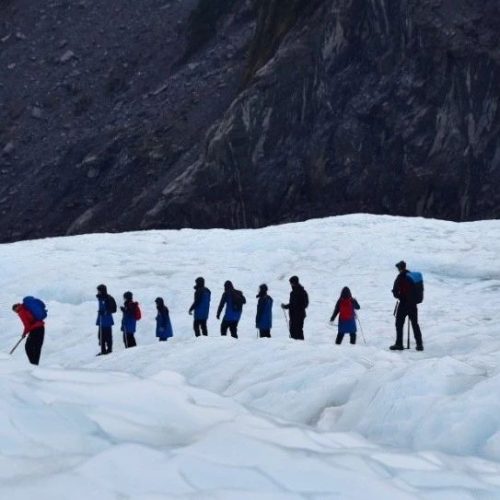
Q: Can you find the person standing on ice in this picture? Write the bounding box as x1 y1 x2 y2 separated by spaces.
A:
216 281 246 338
120 291 140 348
155 297 173 341
12 300 45 365
330 287 360 345
96 284 116 355
391 261 424 351
256 284 273 338
281 276 309 340
188 277 211 337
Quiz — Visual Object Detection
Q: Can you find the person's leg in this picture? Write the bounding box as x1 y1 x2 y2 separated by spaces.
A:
201 320 208 336
25 328 44 365
350 333 357 345
408 306 423 350
220 320 229 336
128 334 137 347
102 327 112 354
260 329 271 338
335 333 343 344
193 319 201 337
393 307 406 348
229 321 238 339
294 315 305 340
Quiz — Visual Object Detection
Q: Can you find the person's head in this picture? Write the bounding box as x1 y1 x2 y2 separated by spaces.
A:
224 280 234 291
155 297 165 309
340 286 352 299
195 277 205 289
395 261 407 273
289 276 299 287
12 303 21 313
256 283 268 298
97 284 107 296
123 291 133 301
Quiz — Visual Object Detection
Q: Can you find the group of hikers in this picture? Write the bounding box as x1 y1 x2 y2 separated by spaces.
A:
11 260 424 365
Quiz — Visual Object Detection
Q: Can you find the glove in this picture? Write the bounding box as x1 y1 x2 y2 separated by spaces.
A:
216 314 220 320
188 309 193 315
281 304 286 309
120 306 125 312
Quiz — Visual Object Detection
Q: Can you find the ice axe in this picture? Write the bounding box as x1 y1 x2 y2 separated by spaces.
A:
9 335 26 355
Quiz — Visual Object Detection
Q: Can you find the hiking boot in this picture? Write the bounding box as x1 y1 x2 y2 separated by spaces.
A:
389 344 404 351
416 345 424 351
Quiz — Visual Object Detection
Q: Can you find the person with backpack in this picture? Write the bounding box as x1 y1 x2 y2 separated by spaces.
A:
155 297 173 341
391 261 424 351
12 296 47 365
96 284 116 355
216 281 246 339
188 277 211 337
120 291 141 348
330 287 360 345
281 276 309 340
256 284 273 338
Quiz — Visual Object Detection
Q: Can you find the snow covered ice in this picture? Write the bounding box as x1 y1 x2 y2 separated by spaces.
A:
1 214 500 498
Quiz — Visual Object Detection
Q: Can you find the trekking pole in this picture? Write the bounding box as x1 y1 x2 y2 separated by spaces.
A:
282 308 290 338
355 314 367 345
407 321 411 349
9 335 25 355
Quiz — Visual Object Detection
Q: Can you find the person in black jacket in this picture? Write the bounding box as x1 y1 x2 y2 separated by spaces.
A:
281 276 309 340
391 261 424 351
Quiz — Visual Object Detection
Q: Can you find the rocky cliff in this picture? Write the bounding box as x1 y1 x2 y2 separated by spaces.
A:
1 0 499 241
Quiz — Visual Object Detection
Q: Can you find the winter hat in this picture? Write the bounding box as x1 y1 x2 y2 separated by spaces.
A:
123 291 133 300
97 284 107 294
256 283 268 298
395 261 407 271
289 276 299 285
155 297 164 307
195 277 205 287
224 280 234 290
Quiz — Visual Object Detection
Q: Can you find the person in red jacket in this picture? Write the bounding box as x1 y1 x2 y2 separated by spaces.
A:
12 303 45 365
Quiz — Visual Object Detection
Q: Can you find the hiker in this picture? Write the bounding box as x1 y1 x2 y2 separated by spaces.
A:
391 260 424 351
188 277 211 337
256 284 273 338
330 287 360 345
155 297 173 341
281 276 309 340
216 281 246 338
12 298 46 365
120 291 140 348
96 284 117 355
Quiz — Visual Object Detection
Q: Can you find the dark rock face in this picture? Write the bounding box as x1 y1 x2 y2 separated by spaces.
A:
1 0 499 241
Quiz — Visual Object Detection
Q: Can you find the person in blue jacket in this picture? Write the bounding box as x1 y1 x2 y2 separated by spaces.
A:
216 281 246 339
330 287 360 345
188 277 211 337
155 297 173 341
256 284 273 338
121 291 139 348
96 284 116 355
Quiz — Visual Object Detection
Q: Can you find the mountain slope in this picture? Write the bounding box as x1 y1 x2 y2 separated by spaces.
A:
1 0 499 242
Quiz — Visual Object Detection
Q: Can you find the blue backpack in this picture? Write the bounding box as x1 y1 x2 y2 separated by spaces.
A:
23 296 48 320
408 272 424 304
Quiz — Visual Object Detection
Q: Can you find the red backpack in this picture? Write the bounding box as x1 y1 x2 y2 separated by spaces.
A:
134 302 142 320
339 298 354 321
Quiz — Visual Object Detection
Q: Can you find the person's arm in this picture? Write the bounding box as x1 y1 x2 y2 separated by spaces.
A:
241 292 246 305
330 300 340 322
256 297 263 325
216 293 226 319
17 308 33 335
189 289 203 313
392 276 401 299
353 299 360 310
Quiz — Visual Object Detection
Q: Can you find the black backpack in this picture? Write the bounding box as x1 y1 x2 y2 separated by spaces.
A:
232 290 246 312
107 295 117 314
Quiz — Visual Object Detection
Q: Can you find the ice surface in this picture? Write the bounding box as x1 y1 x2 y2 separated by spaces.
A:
1 214 500 498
